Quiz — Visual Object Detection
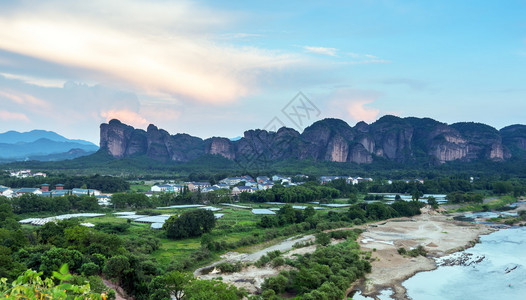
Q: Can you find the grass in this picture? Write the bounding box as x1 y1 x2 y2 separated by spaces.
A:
446 195 517 213
129 184 152 192
19 202 351 270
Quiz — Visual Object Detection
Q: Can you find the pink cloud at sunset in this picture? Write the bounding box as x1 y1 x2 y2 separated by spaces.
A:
100 109 149 129
346 99 380 123
0 1 297 105
0 110 29 122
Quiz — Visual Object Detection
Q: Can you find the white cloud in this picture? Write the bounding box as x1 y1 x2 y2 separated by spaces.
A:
218 33 263 40
0 73 65 88
0 0 298 104
303 46 338 57
380 78 428 90
340 52 389 65
347 99 380 123
339 59 391 65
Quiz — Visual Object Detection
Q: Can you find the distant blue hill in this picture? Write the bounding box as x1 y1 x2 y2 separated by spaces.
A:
0 130 98 161
0 129 96 146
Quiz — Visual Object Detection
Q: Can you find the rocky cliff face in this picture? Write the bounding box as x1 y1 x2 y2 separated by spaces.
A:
205 137 235 160
100 119 141 158
99 116 524 164
501 125 526 158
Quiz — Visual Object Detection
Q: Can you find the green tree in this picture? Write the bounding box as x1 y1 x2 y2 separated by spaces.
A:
183 279 243 300
103 255 130 284
315 232 331 246
164 210 216 239
40 248 84 275
348 193 358 204
165 271 193 300
79 262 100 276
427 196 439 209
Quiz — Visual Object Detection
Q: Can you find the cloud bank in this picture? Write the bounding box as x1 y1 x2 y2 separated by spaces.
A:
0 0 297 104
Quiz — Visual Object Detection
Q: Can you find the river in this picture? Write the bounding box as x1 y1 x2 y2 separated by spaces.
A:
402 226 526 300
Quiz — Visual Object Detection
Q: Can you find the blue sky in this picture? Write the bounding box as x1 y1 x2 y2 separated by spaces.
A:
0 0 525 143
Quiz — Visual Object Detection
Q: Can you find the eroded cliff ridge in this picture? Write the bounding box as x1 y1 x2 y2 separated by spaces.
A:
99 116 523 164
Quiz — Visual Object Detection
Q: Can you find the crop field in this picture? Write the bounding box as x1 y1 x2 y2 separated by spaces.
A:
18 202 351 268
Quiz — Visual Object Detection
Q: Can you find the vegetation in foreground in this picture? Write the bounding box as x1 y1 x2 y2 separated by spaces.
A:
1 171 524 299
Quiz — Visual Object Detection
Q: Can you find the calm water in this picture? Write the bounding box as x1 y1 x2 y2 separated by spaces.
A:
403 226 526 300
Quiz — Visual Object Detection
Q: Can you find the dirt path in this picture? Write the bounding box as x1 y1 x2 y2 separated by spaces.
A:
103 279 128 300
194 234 314 277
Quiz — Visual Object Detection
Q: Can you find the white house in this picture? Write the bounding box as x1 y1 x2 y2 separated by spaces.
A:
96 195 112 206
72 188 101 196
232 186 255 195
187 182 211 192
257 182 274 190
256 176 270 183
0 186 14 198
320 176 340 184
15 188 42 196
272 175 292 184
219 177 245 186
10 170 32 178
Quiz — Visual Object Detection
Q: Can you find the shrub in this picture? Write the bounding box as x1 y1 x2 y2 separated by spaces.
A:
216 262 242 273
80 262 100 276
329 230 351 239
271 257 285 268
315 232 331 246
407 245 427 257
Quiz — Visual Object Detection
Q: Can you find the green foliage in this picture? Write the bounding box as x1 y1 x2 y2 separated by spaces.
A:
0 174 129 193
258 215 278 228
79 263 100 276
217 262 243 273
271 257 285 267
103 255 130 282
94 222 130 234
183 279 245 300
329 230 354 240
315 232 331 246
10 193 100 214
447 192 484 204
164 209 216 239
111 192 151 209
1 265 108 299
261 239 370 298
427 196 439 209
240 183 340 204
255 251 282 268
398 246 427 257
40 248 84 275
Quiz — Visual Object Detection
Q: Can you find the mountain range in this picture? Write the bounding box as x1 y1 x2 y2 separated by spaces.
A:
99 116 526 165
0 130 99 162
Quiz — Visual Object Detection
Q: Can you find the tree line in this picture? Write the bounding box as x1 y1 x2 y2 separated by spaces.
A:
0 174 129 193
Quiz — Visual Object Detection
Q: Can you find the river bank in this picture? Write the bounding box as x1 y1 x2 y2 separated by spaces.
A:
348 208 497 299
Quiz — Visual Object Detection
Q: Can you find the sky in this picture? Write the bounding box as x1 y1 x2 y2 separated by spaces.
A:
0 0 525 144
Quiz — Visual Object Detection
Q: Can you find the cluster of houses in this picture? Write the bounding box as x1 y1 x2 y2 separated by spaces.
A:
148 175 426 197
8 169 47 178
320 176 424 185
150 174 309 196
0 184 112 206
320 176 373 185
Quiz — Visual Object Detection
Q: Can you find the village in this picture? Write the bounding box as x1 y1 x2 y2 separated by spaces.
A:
1 170 385 207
